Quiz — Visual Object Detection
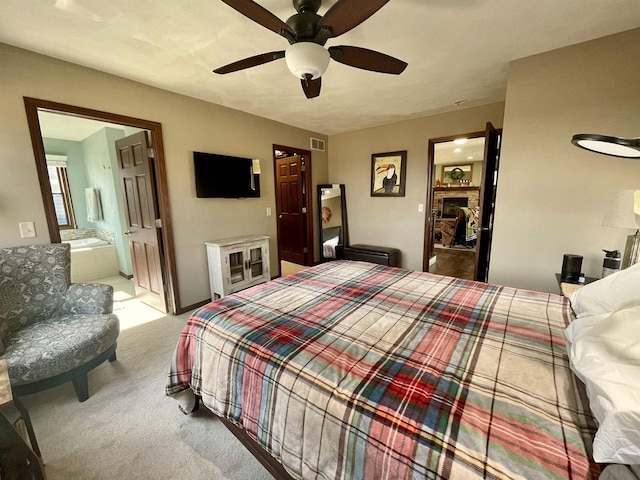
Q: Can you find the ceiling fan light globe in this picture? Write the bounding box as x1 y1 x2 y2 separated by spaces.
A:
285 42 330 80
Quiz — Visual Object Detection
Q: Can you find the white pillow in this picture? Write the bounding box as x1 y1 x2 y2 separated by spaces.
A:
569 262 640 318
566 300 640 464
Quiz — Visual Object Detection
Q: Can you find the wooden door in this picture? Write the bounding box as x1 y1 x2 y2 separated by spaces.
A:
275 155 307 265
474 122 501 282
116 131 167 312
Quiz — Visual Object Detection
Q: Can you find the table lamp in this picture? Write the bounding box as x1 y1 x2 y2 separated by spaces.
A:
602 190 640 269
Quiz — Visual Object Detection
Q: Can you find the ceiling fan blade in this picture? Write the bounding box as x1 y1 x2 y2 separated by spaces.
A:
301 75 321 99
213 51 285 74
317 0 389 38
329 46 407 74
220 0 295 41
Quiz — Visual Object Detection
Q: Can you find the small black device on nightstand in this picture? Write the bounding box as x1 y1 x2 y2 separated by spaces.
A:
561 254 583 282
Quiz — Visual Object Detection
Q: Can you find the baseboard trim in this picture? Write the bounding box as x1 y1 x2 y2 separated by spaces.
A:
176 299 210 315
119 271 133 280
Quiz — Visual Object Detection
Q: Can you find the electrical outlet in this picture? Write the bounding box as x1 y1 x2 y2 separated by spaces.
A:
19 222 36 238
266 207 272 216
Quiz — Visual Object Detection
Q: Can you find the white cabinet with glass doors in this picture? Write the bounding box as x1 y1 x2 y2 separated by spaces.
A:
205 236 270 299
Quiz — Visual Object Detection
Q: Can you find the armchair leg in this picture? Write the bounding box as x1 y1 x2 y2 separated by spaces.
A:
72 372 89 402
108 351 117 362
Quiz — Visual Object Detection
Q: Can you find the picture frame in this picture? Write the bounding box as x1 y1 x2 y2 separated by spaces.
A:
441 164 473 185
371 151 407 197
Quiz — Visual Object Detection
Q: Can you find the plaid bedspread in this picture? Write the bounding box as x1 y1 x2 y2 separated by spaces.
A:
167 260 599 479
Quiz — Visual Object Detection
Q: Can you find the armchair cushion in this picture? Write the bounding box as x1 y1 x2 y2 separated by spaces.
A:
56 283 114 315
3 313 119 385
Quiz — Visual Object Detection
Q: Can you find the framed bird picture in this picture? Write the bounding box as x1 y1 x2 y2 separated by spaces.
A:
371 151 407 197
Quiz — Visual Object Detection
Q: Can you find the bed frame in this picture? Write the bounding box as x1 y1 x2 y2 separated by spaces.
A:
194 396 296 480
219 417 296 480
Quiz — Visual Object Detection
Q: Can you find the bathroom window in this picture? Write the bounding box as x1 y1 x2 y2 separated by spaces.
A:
47 164 76 229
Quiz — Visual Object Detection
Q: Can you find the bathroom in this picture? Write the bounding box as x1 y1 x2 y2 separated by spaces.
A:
40 112 141 283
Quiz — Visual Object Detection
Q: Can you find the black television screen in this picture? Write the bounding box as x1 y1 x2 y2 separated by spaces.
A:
194 152 260 198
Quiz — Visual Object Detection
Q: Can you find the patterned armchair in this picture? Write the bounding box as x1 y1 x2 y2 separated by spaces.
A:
0 244 119 402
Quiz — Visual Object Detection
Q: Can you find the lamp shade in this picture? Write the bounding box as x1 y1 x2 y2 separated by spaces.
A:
285 42 330 80
603 190 640 229
571 134 640 158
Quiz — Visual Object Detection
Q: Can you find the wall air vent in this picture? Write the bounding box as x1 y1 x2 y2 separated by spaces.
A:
310 137 326 152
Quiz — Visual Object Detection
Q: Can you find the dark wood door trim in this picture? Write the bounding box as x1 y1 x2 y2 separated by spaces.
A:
272 144 314 266
23 97 179 314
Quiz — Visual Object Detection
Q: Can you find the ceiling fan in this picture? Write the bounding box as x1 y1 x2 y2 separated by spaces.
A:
214 0 408 98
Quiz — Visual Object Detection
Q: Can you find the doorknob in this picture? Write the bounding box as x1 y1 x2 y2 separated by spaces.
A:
279 215 283 219
124 230 132 236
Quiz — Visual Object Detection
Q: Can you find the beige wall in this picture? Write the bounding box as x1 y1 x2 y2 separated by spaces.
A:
328 103 505 271
3 27 638 304
0 43 328 309
490 28 640 292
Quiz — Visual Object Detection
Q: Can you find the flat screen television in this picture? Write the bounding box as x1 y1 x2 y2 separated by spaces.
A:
442 197 468 218
194 151 260 198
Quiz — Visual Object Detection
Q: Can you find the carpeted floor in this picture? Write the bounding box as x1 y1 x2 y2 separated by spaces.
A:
19 313 274 480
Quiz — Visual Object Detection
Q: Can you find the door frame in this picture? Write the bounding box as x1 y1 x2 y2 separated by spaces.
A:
23 97 180 314
272 144 314 266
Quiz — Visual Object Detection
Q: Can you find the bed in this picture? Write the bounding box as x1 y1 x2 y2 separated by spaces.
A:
167 260 602 479
322 226 342 259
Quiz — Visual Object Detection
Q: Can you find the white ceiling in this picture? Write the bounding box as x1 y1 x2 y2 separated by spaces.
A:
2 0 639 135
435 137 485 165
38 111 126 141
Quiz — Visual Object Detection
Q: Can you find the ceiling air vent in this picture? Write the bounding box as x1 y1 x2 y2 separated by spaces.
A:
310 137 326 152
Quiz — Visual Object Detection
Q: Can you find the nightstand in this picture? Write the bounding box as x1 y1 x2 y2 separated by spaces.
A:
555 273 599 298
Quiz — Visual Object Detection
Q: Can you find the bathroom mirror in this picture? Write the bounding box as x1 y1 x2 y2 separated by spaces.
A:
317 184 348 262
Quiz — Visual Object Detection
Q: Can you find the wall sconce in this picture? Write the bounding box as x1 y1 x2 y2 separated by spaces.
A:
571 134 640 158
603 190 640 269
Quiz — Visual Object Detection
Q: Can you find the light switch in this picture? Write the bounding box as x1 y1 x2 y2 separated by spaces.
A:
418 204 424 213
19 222 36 238
266 207 272 216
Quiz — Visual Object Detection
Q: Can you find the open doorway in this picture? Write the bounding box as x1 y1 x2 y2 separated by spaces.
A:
423 123 501 281
24 97 180 314
272 144 314 275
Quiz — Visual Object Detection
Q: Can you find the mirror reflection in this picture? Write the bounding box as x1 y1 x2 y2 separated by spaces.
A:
318 184 348 262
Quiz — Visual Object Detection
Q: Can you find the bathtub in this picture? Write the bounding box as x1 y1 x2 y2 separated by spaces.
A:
64 238 119 282
64 237 111 249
